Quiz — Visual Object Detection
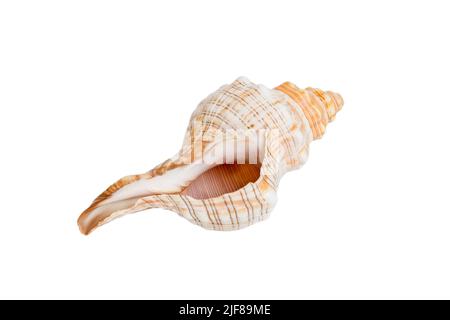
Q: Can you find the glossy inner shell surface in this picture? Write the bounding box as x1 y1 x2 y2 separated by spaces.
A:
181 164 261 199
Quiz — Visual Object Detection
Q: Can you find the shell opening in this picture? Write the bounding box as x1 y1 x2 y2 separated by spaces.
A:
181 163 261 199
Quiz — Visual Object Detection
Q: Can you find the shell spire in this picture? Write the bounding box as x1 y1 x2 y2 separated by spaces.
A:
275 82 344 139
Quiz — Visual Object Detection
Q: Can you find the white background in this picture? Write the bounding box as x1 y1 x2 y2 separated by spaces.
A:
1 0 449 299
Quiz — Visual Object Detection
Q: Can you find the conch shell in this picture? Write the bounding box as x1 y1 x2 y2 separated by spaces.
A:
78 77 343 234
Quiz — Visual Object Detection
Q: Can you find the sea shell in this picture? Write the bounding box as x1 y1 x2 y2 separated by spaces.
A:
77 77 343 234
